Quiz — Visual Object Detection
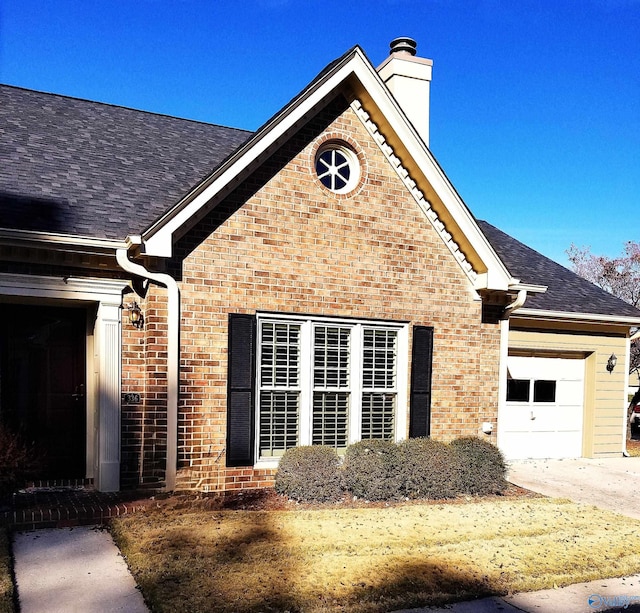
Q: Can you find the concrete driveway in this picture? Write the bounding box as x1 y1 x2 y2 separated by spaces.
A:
508 457 640 519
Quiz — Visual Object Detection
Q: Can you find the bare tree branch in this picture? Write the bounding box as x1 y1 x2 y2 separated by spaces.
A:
567 241 640 374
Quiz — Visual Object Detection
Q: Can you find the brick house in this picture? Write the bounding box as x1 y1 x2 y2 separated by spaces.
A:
2 39 639 492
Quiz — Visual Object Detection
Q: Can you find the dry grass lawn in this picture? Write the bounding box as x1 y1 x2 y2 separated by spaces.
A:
0 529 14 613
112 495 640 613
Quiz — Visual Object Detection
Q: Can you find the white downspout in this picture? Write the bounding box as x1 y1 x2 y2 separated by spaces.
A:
504 289 528 314
623 335 632 456
623 329 639 457
116 241 179 491
497 290 528 452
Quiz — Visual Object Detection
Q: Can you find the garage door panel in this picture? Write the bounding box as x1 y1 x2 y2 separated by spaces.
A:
501 405 530 429
529 406 557 431
499 432 536 460
556 380 582 404
501 356 585 460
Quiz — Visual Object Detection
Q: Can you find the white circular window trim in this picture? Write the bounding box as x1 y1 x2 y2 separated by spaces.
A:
314 142 360 194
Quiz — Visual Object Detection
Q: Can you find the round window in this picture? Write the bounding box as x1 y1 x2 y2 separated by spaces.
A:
315 143 359 194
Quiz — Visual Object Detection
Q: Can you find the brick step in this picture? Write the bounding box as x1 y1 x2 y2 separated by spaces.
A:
1 485 158 531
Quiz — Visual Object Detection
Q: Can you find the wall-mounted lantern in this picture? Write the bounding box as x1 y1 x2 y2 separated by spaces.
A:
127 301 143 329
606 353 617 373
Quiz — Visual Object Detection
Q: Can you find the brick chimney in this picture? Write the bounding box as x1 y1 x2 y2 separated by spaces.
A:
377 37 433 147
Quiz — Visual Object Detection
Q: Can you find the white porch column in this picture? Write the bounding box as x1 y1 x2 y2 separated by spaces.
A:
95 300 122 492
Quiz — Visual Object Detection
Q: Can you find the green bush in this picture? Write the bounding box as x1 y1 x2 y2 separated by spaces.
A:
449 436 507 496
342 439 403 501
274 446 341 502
398 437 461 499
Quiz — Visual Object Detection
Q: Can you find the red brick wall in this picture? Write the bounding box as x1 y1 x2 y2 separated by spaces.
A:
125 96 501 491
120 289 170 489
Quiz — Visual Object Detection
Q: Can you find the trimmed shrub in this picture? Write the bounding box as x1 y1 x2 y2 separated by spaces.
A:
449 436 507 496
342 439 403 501
274 446 341 502
398 437 461 499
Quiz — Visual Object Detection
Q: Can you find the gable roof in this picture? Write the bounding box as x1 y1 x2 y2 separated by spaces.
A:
478 220 640 323
137 46 515 292
1 48 514 291
0 85 251 242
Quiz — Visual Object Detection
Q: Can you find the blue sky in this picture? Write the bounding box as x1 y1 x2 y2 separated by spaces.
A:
1 0 638 266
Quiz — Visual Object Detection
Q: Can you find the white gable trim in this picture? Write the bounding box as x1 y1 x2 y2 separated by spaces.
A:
141 52 370 258
140 46 513 292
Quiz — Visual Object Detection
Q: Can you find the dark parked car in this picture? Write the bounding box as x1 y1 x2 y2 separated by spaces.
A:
630 402 640 435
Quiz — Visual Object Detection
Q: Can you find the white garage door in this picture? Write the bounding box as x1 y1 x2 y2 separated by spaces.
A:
499 356 585 460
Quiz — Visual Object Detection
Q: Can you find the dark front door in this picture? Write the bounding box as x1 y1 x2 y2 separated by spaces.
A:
0 304 86 479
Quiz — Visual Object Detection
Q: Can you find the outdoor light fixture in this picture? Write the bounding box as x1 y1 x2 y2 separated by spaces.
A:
127 301 143 329
606 353 617 373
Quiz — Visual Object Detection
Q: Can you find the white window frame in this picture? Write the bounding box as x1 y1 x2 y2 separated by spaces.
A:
315 143 360 194
255 313 408 467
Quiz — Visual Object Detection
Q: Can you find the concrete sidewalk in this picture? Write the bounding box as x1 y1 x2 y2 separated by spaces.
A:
396 574 640 612
13 525 149 613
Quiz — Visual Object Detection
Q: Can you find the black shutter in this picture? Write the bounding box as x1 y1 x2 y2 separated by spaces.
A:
409 325 434 438
226 313 257 467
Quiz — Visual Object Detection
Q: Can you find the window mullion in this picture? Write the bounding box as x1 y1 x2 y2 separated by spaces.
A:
299 320 313 446
350 324 363 444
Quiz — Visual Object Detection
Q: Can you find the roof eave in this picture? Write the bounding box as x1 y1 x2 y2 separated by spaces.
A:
352 84 513 292
513 307 640 327
0 227 126 255
141 47 368 257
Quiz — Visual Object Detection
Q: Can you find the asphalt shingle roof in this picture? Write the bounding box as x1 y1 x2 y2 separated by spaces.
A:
478 220 640 319
0 85 252 240
3 84 638 322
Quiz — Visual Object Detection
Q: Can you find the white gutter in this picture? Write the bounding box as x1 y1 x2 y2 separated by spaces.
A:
116 239 179 491
0 227 126 253
513 308 640 327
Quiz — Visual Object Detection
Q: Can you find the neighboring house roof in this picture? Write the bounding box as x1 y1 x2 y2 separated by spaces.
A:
478 220 640 321
0 84 251 241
